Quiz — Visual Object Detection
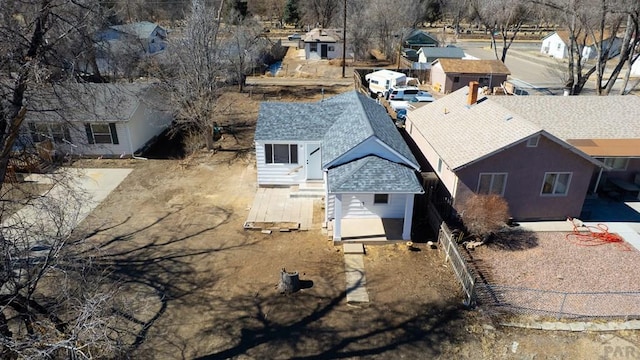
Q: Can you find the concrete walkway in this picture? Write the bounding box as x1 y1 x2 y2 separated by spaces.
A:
343 243 369 303
5 168 132 247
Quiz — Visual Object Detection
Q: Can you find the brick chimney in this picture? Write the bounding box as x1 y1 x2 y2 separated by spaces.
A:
467 81 479 105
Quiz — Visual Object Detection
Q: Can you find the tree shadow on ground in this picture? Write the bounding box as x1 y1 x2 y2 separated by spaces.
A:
66 206 258 354
486 228 539 251
187 276 471 360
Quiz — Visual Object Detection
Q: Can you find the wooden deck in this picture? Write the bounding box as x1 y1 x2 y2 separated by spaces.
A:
244 186 315 231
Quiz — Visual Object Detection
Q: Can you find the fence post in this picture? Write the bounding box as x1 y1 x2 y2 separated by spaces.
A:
558 293 568 319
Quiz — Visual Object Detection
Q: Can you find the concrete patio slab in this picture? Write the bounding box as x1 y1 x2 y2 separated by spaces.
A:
341 218 403 241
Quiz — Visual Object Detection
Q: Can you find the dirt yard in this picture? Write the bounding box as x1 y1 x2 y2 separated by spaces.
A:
67 87 640 359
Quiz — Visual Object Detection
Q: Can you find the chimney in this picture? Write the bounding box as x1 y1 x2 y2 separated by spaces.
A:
467 81 479 105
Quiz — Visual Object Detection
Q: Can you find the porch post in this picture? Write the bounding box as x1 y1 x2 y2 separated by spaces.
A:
402 194 415 240
592 167 603 194
333 194 342 242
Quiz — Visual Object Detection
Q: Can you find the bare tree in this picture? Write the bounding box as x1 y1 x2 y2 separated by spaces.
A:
224 17 266 92
301 0 341 28
163 0 227 151
539 0 640 95
0 169 146 358
469 0 534 62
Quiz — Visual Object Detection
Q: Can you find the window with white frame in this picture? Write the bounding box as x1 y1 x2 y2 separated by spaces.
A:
85 123 119 144
264 144 298 164
526 135 540 147
477 173 507 195
541 172 571 196
374 194 389 204
28 123 71 144
597 157 629 171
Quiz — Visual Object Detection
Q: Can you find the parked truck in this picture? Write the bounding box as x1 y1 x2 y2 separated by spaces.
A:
364 69 407 98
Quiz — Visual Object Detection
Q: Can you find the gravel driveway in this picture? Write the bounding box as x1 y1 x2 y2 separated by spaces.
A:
467 230 640 318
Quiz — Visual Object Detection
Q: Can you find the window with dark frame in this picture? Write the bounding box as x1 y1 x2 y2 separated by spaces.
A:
453 76 460 83
374 194 389 204
85 123 119 145
310 43 317 52
264 144 298 164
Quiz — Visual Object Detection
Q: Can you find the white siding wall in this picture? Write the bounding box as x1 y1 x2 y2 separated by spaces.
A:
305 42 342 60
256 141 307 185
632 59 640 77
69 122 133 156
541 34 567 59
127 101 173 153
430 63 446 93
327 193 407 219
405 120 458 196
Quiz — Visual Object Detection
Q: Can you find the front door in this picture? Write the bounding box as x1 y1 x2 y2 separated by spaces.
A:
306 143 322 180
321 44 328 59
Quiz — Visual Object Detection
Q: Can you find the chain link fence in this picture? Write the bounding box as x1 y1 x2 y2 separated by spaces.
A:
476 284 640 320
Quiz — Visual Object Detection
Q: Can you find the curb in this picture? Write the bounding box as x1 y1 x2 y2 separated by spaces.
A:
501 319 640 332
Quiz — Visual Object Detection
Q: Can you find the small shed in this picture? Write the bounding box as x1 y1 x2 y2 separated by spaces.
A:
302 28 344 60
430 59 510 94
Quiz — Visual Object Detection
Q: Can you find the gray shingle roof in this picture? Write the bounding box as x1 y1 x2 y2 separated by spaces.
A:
491 95 640 140
322 91 418 167
25 82 156 123
408 86 542 170
256 91 418 170
417 47 465 59
110 21 162 39
255 101 345 141
328 156 423 193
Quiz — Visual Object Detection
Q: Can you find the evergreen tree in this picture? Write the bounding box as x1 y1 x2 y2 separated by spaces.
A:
284 0 300 26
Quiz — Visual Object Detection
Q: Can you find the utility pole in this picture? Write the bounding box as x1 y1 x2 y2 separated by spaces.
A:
341 0 347 78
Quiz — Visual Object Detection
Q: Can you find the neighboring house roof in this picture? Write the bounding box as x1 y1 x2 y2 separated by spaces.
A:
25 82 161 123
417 46 465 59
408 87 542 170
320 91 417 168
110 21 164 39
404 29 439 46
302 28 343 43
544 30 616 46
328 155 423 193
491 95 640 156
433 59 511 75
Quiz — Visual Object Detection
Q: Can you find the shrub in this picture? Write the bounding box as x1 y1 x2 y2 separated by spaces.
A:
459 194 510 240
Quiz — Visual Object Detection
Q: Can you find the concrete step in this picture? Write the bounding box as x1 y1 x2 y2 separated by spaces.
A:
290 185 325 198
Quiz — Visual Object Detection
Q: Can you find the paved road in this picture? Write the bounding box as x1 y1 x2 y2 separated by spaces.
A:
457 41 566 94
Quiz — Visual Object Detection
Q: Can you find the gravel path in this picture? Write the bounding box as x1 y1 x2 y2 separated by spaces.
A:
466 230 640 318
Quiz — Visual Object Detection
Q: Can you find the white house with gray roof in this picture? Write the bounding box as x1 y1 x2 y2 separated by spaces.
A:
23 82 172 158
255 91 423 241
